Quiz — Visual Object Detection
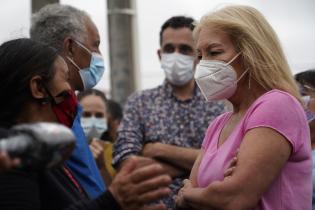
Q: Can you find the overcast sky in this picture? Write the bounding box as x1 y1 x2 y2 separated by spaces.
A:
1 0 314 92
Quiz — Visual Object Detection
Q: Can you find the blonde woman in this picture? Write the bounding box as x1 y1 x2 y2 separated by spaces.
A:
176 5 312 210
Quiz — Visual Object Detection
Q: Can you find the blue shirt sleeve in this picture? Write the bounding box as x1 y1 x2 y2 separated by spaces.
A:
66 105 105 199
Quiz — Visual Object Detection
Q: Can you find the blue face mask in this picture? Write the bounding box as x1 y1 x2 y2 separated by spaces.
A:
302 95 315 122
81 116 108 141
67 40 105 90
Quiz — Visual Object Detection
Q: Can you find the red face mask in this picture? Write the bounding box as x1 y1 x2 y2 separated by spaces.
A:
51 90 78 128
42 87 78 128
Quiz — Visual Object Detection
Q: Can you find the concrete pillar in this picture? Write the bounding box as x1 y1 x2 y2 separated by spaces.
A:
107 0 139 105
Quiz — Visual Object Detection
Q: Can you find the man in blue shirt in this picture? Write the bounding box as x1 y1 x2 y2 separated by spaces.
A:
31 4 105 198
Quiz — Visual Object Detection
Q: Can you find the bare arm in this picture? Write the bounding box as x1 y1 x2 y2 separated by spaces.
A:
142 143 199 171
181 127 292 210
117 155 185 178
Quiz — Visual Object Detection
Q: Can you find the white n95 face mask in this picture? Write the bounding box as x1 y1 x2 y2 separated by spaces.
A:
81 116 108 141
195 52 247 101
161 52 195 86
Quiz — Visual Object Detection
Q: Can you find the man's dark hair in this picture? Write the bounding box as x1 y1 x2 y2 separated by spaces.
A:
159 16 195 45
106 99 123 122
295 69 315 87
0 38 58 128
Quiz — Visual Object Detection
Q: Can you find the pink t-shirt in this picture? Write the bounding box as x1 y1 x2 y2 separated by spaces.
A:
197 89 312 210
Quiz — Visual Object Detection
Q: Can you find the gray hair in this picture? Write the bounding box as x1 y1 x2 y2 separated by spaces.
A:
30 4 90 50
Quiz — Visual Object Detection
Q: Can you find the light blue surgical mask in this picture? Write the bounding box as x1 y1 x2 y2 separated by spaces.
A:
81 116 108 141
67 40 105 90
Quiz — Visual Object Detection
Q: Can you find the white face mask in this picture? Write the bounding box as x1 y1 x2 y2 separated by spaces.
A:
161 52 195 86
81 116 108 141
195 52 247 101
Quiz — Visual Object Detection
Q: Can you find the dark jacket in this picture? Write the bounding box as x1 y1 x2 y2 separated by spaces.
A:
0 167 121 210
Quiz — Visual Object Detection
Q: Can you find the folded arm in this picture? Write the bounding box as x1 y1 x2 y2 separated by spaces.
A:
180 127 292 210
142 142 199 172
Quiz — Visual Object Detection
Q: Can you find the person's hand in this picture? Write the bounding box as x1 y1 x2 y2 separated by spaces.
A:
223 149 239 180
177 182 217 210
89 139 105 167
109 156 171 210
0 151 20 172
175 179 193 210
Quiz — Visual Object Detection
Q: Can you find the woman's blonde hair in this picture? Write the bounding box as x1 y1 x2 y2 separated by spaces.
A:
194 5 301 101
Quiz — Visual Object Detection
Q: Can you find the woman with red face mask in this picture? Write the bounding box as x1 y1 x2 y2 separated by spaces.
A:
0 38 171 210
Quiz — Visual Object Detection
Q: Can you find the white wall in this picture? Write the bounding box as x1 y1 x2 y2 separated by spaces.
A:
0 0 31 42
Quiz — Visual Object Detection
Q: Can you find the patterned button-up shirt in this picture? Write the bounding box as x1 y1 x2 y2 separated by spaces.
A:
113 81 226 209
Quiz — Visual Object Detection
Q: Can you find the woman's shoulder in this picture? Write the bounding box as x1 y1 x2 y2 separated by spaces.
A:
244 89 309 153
248 89 304 117
255 89 300 106
248 88 304 117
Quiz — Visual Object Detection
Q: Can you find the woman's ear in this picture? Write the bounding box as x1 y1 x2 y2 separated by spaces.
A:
29 75 46 99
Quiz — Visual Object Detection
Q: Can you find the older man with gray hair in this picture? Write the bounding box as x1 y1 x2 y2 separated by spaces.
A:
31 3 106 199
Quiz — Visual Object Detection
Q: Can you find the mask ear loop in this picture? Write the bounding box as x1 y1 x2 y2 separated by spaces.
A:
40 82 57 105
74 40 92 55
66 40 92 71
66 56 81 72
226 52 242 66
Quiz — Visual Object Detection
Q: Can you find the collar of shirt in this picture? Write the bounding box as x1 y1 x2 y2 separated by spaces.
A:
162 80 202 103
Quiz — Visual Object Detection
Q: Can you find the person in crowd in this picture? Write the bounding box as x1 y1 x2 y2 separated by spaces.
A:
295 69 315 210
101 99 123 143
296 69 315 122
77 89 109 144
77 89 116 185
175 5 312 210
31 4 106 198
113 16 226 209
0 38 171 210
100 99 123 182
